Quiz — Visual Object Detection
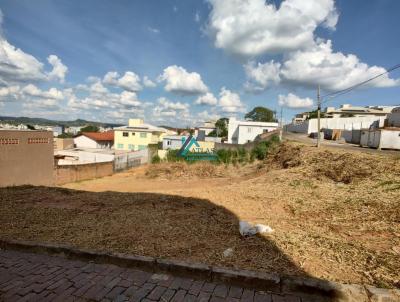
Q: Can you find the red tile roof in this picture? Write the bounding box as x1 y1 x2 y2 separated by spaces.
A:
82 131 114 141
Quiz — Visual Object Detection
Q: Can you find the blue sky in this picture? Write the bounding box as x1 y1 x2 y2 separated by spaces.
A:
0 0 399 126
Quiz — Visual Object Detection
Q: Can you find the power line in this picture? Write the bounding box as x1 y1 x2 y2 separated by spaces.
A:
320 63 400 105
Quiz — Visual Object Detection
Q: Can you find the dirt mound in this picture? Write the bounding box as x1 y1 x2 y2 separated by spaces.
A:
309 151 374 184
269 143 303 169
266 142 399 184
145 162 227 179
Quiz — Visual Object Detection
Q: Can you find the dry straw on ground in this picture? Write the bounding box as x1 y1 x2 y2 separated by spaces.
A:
1 142 399 289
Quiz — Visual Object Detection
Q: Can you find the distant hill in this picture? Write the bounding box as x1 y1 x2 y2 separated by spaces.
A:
0 116 123 128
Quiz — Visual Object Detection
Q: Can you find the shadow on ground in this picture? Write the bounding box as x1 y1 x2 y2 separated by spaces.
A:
0 185 346 300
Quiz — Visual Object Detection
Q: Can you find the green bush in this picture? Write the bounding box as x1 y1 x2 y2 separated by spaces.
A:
166 149 183 162
151 154 161 164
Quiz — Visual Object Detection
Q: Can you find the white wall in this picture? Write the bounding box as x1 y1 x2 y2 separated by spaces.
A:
360 129 400 150
56 150 114 165
74 136 98 148
387 111 400 127
287 116 386 134
380 130 400 149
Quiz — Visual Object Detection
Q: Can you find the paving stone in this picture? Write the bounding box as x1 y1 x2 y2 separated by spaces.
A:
147 285 167 300
197 292 211 302
202 282 217 293
161 288 176 302
241 289 255 302
184 294 197 302
171 289 187 302
0 249 306 302
213 284 228 298
254 292 272 302
228 286 243 299
189 280 205 295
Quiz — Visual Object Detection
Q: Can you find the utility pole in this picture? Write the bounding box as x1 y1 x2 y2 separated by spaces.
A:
317 85 321 148
279 107 283 141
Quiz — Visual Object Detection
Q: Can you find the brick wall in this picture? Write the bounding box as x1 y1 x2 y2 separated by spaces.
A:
54 161 113 185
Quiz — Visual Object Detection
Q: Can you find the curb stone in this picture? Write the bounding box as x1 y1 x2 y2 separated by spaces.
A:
0 239 398 302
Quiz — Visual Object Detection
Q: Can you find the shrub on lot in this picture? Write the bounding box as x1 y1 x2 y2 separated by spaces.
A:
151 154 161 164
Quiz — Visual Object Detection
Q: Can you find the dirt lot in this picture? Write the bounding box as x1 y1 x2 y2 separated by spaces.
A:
0 142 399 288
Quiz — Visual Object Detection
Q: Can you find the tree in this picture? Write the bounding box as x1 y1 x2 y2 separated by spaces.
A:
245 106 277 122
79 125 99 133
57 133 74 138
307 110 325 120
208 118 228 137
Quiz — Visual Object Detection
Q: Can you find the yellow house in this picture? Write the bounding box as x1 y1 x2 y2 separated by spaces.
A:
114 119 166 151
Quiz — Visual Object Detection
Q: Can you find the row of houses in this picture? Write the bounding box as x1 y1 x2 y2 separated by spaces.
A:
287 104 400 150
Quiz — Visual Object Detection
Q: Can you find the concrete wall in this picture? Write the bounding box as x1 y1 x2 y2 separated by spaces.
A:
387 111 400 127
361 129 400 150
114 149 148 172
286 116 386 134
54 161 113 185
56 150 115 165
0 130 54 187
54 138 74 150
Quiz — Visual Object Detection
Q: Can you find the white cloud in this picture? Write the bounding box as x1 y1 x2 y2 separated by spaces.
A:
207 0 338 57
195 12 200 23
21 84 64 100
118 91 141 107
158 65 208 95
278 93 313 109
143 76 156 88
103 71 142 92
0 39 46 85
218 87 245 113
153 97 190 120
0 9 67 87
47 55 68 83
244 60 281 92
0 85 20 101
280 40 400 91
147 27 160 34
195 92 218 105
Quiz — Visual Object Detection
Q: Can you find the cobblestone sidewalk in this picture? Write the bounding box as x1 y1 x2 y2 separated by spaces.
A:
0 250 304 302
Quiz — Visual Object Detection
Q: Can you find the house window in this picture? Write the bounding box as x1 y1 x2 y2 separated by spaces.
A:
167 140 171 145
138 145 146 150
128 144 135 150
248 127 252 133
140 132 147 138
117 143 124 149
263 129 269 133
123 132 129 137
132 132 135 136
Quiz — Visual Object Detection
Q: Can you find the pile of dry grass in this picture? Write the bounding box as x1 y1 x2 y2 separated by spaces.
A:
144 161 227 179
265 142 400 184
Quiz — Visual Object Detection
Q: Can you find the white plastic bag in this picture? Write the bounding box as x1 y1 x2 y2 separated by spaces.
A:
239 221 273 236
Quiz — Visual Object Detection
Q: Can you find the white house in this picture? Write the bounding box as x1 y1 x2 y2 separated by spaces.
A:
228 117 279 144
162 135 187 150
74 131 114 149
325 104 391 118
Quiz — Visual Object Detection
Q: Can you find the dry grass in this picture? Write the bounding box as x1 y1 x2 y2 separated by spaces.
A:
1 142 399 289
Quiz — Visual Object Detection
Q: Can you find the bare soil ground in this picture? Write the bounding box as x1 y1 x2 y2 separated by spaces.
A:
0 142 399 288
